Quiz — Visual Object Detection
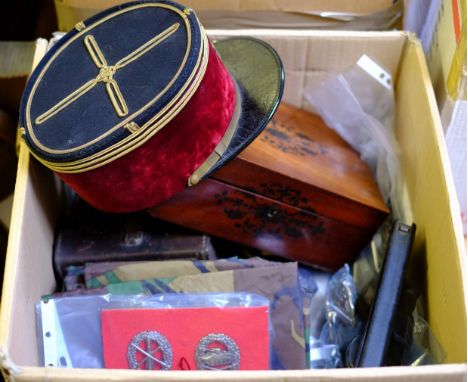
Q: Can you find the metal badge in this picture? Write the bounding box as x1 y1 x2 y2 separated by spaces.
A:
195 333 240 370
127 331 173 370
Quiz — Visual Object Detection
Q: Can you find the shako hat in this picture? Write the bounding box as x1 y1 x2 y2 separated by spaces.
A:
19 0 284 212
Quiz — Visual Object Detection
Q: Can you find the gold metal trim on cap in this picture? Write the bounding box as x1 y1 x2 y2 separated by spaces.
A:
25 3 200 159
35 23 180 125
188 82 241 186
124 122 140 133
30 30 209 173
75 21 86 31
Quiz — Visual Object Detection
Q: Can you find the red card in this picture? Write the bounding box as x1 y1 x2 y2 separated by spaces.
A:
101 306 269 370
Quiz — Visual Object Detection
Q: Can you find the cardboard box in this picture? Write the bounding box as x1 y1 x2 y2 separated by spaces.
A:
0 30 466 381
404 0 467 232
54 0 397 31
0 41 36 116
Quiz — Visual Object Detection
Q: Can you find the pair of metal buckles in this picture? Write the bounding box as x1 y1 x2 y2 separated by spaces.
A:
127 332 240 370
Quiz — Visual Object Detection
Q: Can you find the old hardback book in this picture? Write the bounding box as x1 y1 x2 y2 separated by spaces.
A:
150 103 389 270
53 198 216 280
356 221 416 367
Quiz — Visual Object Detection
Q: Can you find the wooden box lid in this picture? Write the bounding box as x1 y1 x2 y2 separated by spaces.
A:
211 103 389 230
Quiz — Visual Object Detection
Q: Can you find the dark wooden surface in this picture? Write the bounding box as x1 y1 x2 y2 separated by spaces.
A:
150 179 375 270
150 103 389 269
213 103 389 228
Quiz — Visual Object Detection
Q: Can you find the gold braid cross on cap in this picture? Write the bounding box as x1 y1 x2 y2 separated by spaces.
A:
35 22 180 125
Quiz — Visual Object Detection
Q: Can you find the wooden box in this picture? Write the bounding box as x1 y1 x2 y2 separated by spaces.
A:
150 103 388 270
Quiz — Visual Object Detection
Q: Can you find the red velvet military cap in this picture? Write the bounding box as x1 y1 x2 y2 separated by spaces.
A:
19 0 284 212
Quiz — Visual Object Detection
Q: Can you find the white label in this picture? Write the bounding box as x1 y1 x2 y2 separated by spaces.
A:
357 55 393 90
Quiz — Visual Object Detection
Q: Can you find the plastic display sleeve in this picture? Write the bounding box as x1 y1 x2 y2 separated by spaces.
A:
36 293 271 370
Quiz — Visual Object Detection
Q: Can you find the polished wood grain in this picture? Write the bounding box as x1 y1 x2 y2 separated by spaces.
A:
151 179 375 270
150 103 389 269
213 103 389 228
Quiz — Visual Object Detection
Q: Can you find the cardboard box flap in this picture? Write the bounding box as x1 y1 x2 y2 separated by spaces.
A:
395 36 467 364
54 0 397 32
0 41 36 79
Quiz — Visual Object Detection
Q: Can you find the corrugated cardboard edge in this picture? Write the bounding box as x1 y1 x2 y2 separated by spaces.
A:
0 144 29 382
54 0 396 31
0 38 49 382
0 42 36 79
408 33 467 294
395 33 467 362
414 27 468 301
3 363 468 382
53 0 394 13
208 28 406 38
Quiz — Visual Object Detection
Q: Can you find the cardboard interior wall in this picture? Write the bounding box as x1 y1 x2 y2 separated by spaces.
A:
54 0 396 31
0 31 466 380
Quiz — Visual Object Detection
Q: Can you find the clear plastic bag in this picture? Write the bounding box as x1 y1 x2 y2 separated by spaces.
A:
305 55 401 214
309 265 360 368
36 292 271 370
352 217 394 306
407 311 447 365
44 261 307 370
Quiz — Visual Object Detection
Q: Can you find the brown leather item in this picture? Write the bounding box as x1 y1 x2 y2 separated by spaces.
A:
150 103 389 270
